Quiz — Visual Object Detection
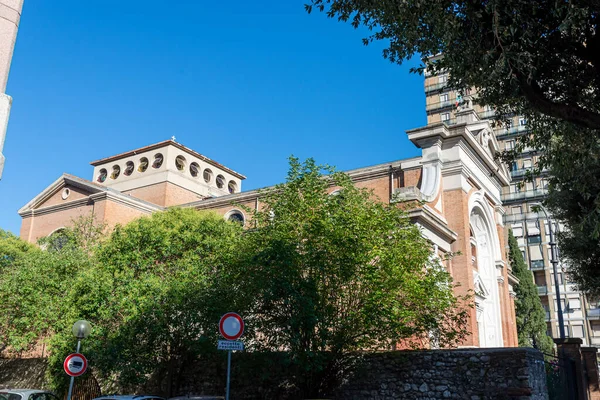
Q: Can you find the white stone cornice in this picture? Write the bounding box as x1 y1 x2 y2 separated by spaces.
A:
508 272 520 286
406 206 457 252
88 192 161 214
18 197 90 217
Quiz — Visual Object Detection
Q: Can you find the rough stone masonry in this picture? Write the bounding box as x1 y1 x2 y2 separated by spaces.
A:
335 348 547 400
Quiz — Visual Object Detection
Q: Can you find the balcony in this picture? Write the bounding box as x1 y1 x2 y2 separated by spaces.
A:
478 110 496 119
501 188 548 203
426 100 454 112
530 260 545 270
442 118 457 126
425 81 448 93
503 211 545 223
496 125 530 139
537 285 548 295
510 168 533 179
587 308 600 320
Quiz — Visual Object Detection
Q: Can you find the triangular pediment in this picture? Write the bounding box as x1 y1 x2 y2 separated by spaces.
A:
18 174 105 214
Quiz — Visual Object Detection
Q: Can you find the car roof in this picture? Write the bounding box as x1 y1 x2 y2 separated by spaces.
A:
167 397 224 400
0 390 54 396
93 396 164 400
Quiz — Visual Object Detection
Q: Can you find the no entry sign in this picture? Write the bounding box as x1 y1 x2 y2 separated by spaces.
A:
64 353 87 377
219 312 244 341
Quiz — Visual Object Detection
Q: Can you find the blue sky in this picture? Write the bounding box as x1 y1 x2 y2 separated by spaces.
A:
0 1 426 235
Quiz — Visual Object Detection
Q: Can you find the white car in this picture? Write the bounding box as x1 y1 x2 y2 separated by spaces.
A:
0 389 59 400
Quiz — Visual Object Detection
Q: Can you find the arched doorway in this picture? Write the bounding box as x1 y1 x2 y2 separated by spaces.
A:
470 205 504 348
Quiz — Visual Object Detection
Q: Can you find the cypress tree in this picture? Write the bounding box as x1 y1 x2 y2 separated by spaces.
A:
509 229 554 354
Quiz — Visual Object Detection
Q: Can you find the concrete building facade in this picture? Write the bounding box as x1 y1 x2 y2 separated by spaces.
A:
0 0 24 179
19 113 519 347
423 66 599 346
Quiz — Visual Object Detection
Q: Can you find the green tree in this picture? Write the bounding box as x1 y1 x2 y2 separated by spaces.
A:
0 229 40 352
0 221 99 355
508 229 553 354
233 157 469 398
0 229 37 271
305 0 600 296
46 208 245 396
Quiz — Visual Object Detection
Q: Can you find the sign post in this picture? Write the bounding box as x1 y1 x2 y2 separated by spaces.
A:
64 348 88 400
218 312 244 400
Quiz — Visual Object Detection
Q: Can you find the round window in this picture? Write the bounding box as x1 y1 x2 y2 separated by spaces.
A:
175 155 186 171
190 162 200 177
228 211 245 225
138 157 149 172
61 188 71 200
111 165 121 179
228 180 238 194
98 169 108 183
124 161 135 176
203 168 213 183
152 153 164 169
216 175 225 189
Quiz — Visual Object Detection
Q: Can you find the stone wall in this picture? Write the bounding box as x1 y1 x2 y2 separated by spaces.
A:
0 348 548 400
0 358 48 390
336 348 547 400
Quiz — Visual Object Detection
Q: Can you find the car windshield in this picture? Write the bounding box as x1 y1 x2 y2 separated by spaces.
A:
29 393 59 400
0 393 22 400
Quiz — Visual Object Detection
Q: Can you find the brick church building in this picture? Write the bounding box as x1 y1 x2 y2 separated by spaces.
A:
18 105 519 348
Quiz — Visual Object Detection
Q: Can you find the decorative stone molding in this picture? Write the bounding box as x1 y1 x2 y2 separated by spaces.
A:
393 186 423 202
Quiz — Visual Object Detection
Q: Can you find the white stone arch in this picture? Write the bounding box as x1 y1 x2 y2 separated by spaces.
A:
224 208 246 226
469 190 504 347
47 226 67 238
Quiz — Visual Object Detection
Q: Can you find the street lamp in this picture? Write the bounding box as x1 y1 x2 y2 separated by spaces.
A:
66 320 92 400
72 320 92 340
531 202 565 340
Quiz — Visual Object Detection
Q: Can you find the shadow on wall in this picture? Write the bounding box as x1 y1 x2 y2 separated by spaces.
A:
0 358 48 389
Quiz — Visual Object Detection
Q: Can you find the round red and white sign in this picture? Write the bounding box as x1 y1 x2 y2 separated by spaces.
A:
219 312 244 341
64 353 88 377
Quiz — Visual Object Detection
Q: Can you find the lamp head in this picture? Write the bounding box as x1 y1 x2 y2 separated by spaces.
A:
72 320 92 339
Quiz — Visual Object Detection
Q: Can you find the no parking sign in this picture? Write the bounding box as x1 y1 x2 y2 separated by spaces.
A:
218 312 244 400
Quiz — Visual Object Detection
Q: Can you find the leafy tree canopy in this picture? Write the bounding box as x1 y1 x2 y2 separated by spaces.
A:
306 0 600 296
46 208 244 396
0 220 99 354
232 157 469 397
0 228 37 271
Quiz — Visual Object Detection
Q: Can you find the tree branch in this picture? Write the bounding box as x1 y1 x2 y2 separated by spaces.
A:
515 70 600 130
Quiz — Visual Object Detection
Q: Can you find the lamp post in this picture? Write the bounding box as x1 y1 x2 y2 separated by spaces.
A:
66 320 91 400
531 203 565 340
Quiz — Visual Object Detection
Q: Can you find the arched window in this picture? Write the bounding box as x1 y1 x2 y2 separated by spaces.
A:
228 180 238 194
43 228 71 252
190 162 200 177
124 161 135 176
97 169 108 183
138 157 149 172
216 174 226 189
227 210 245 225
152 153 164 169
175 155 186 171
